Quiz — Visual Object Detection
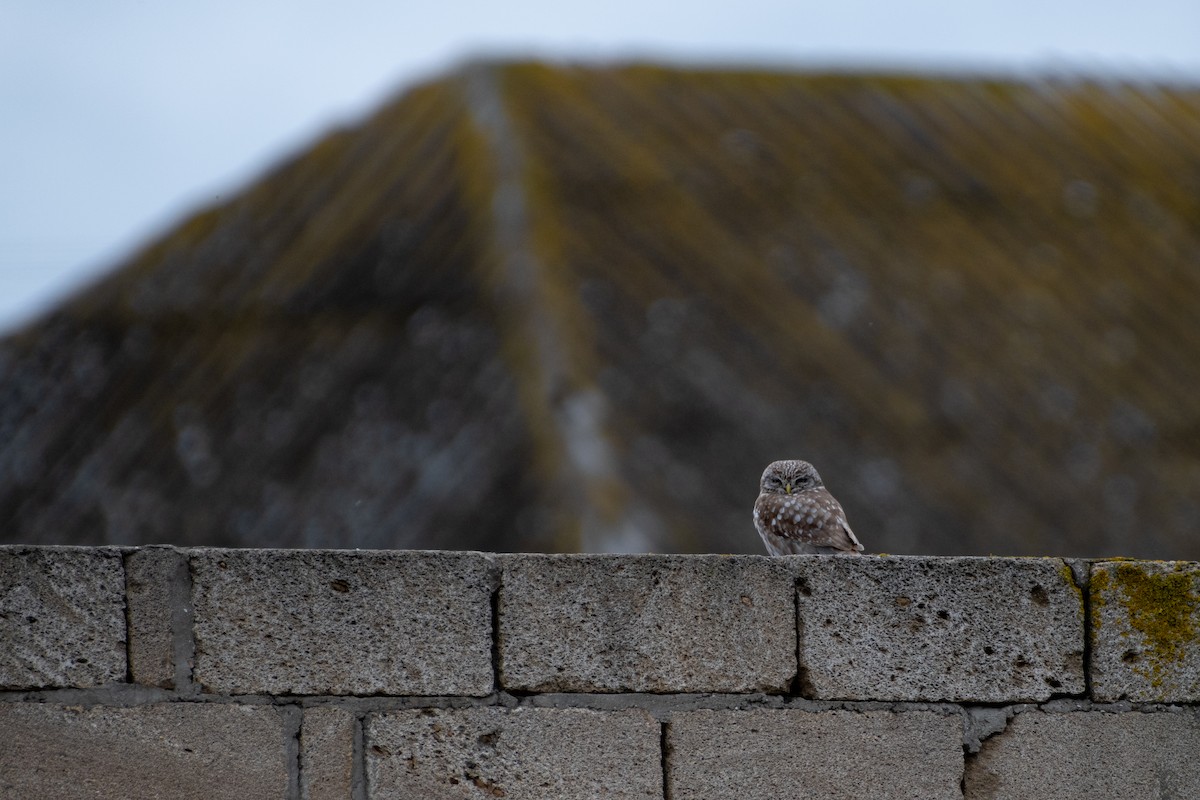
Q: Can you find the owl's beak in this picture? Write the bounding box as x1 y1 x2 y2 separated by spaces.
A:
784 482 793 494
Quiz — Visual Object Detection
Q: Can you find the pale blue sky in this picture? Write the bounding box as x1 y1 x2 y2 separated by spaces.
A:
2 1 1198 333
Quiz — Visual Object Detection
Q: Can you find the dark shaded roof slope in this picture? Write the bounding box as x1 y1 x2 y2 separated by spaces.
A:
3 62 1200 557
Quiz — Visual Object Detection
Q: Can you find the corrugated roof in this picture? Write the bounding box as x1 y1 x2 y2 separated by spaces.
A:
3 61 1199 556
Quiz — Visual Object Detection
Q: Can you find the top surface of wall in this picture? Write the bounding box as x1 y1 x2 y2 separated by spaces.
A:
3 546 1197 704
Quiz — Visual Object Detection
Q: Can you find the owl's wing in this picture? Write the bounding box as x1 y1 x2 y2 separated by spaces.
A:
756 489 864 553
837 516 865 552
806 488 863 552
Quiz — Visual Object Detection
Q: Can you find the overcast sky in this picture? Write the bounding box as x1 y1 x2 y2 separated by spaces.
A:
2 1 1198 334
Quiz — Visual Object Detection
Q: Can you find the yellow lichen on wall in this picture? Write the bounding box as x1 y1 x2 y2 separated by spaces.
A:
1056 560 1084 612
1092 563 1199 686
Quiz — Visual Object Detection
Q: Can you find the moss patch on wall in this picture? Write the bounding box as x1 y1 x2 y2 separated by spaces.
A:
1092 562 1199 686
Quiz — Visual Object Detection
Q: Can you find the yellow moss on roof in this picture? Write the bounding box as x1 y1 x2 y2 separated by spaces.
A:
4 61 1200 555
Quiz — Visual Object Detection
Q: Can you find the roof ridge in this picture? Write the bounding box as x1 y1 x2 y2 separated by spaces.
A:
458 63 649 553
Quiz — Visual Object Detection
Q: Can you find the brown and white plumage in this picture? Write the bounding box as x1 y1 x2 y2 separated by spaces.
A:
753 459 863 555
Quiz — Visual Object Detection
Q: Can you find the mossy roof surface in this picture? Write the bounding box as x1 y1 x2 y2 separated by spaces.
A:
2 62 1199 555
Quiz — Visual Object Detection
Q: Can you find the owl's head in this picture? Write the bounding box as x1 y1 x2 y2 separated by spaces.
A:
759 459 823 495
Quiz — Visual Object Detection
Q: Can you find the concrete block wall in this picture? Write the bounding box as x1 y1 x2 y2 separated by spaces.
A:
1 546 1198 798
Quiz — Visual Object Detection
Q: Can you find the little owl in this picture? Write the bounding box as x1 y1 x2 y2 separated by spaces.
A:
754 459 864 555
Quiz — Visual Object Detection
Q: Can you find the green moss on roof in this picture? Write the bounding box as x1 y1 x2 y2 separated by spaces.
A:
3 61 1200 555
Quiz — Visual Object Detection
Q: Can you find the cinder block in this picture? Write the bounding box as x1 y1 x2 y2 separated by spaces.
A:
0 546 126 689
669 708 962 800
0 702 287 799
365 707 661 799
302 706 356 800
126 546 188 688
1090 560 1200 702
499 554 796 693
191 549 494 696
965 710 1200 797
795 556 1084 702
